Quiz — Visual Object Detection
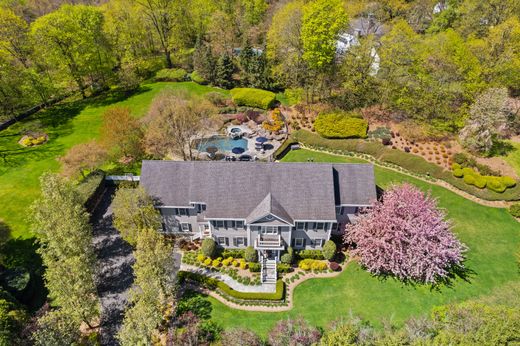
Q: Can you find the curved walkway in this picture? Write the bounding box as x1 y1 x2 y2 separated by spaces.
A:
180 263 276 293
188 266 344 312
301 146 516 209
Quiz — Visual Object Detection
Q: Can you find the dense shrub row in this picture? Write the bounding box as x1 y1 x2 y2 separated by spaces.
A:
298 259 328 271
451 163 516 193
75 171 105 211
274 138 298 160
291 130 520 201
314 111 368 139
297 249 324 260
178 271 285 301
154 68 187 82
230 88 276 109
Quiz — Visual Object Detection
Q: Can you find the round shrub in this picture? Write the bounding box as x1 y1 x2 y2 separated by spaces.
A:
197 254 206 262
239 260 247 270
314 111 368 139
453 168 464 178
463 174 476 185
509 203 520 218
201 238 217 258
212 259 221 267
486 177 506 193
244 246 257 262
474 176 487 189
502 176 517 188
204 258 212 266
462 167 476 177
329 262 341 271
451 162 462 170
190 70 207 84
280 247 294 264
322 240 337 261
248 262 261 272
232 260 239 267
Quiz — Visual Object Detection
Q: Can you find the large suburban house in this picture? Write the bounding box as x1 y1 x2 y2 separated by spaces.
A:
140 161 377 267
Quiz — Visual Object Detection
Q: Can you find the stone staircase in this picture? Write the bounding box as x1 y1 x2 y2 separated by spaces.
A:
261 256 277 284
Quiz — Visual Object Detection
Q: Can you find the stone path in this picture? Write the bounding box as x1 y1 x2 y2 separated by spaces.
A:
180 263 276 293
186 265 344 312
92 186 135 346
302 146 517 209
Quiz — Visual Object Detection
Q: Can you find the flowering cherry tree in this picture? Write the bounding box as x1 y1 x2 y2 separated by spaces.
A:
344 183 466 284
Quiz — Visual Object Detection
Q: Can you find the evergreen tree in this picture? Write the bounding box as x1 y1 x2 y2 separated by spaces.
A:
193 37 216 84
214 53 235 89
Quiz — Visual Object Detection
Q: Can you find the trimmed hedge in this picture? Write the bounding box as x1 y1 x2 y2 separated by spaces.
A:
314 112 368 139
75 171 105 213
155 68 187 82
190 70 207 84
298 249 324 260
292 130 520 201
230 88 276 109
178 271 285 301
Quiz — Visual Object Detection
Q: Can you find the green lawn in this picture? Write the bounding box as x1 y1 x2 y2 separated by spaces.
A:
0 82 227 238
502 140 520 177
207 149 520 336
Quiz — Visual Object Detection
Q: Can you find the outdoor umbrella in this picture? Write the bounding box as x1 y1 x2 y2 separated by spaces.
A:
256 136 268 143
232 147 245 155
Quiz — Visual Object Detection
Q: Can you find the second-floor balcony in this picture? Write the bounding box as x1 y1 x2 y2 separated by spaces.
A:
254 234 284 250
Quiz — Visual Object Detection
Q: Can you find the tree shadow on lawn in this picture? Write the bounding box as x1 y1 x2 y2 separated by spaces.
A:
372 263 476 293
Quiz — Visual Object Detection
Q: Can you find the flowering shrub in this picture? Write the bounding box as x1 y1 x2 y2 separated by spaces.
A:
298 259 327 271
212 259 221 267
345 184 466 284
204 258 212 266
239 260 248 270
262 108 284 132
197 254 205 262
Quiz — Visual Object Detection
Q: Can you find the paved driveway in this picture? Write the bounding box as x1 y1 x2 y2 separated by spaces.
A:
91 186 134 346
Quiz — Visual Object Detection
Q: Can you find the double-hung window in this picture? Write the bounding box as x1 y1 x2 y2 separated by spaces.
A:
235 237 246 247
296 222 305 231
217 237 227 246
215 220 224 229
236 221 244 229
295 238 304 247
181 223 191 232
317 222 325 231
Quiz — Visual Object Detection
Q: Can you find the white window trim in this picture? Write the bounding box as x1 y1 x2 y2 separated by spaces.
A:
295 238 304 247
312 239 324 247
217 237 227 246
181 223 190 231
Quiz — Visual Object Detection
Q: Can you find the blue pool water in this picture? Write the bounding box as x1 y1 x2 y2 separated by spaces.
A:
197 136 248 153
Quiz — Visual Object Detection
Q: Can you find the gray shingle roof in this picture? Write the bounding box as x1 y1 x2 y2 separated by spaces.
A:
140 160 376 223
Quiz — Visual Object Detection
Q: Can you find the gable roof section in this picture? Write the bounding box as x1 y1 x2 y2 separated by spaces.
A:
246 193 293 224
140 161 376 222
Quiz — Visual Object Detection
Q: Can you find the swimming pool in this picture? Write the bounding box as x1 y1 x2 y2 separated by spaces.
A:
197 136 249 153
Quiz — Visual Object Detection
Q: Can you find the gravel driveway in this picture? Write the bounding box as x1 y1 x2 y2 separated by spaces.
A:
91 186 134 346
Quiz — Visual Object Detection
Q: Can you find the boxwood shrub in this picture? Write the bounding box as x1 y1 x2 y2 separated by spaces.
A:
190 70 207 84
230 88 276 109
509 203 520 218
314 112 368 139
217 280 284 301
291 130 520 201
298 249 324 260
155 68 187 82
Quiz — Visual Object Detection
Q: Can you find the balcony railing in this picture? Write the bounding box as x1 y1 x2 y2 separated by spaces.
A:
254 234 283 249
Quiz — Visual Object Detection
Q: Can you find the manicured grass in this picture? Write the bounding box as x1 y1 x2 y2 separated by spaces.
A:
207 149 520 337
502 140 520 176
0 82 227 238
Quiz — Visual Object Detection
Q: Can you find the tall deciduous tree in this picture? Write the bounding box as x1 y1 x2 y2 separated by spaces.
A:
112 186 161 247
99 107 143 161
30 5 113 98
118 227 175 345
460 88 509 154
345 183 466 284
31 173 99 328
301 0 348 71
59 140 107 178
143 90 217 160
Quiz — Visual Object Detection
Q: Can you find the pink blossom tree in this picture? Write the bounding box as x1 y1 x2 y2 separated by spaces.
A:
344 183 466 284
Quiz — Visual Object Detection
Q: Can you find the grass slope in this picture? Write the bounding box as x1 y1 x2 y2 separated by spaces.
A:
503 140 520 177
0 82 226 238
207 149 520 336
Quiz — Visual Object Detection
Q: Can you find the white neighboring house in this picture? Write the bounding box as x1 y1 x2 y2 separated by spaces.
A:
335 16 385 76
